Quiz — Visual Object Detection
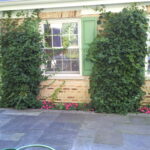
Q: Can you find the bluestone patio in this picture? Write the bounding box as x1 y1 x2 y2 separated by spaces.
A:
0 109 150 150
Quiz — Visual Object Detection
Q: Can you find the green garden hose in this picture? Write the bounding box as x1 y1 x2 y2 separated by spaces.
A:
3 144 56 150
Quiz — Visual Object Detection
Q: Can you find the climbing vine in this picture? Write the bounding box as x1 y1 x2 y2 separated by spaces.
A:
40 80 65 102
50 81 65 102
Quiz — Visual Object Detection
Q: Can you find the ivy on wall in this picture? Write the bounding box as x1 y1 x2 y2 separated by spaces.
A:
0 10 44 109
88 6 149 113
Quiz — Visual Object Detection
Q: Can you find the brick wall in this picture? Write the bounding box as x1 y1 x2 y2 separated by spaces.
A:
39 78 150 105
141 80 150 105
39 77 90 103
39 11 81 19
39 10 99 19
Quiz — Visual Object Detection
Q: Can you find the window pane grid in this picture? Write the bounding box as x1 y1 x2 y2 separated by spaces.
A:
44 35 78 48
43 22 79 74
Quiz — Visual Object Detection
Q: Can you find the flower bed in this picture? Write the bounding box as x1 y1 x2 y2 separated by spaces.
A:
138 106 150 114
41 100 150 113
41 100 94 111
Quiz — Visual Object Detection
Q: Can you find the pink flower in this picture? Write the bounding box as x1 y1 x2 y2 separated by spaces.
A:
139 106 150 114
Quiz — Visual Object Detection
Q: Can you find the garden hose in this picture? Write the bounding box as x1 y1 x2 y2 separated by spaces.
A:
3 144 56 150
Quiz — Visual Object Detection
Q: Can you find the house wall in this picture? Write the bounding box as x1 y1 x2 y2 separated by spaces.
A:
1 2 150 105
38 6 150 105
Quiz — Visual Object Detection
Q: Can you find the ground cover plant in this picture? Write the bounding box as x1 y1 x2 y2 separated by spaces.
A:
88 6 149 114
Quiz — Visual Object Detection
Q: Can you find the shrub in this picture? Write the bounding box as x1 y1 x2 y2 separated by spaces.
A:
88 6 148 113
0 10 43 109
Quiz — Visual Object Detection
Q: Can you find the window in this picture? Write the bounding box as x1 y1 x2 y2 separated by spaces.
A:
42 20 80 74
145 55 150 76
145 21 150 77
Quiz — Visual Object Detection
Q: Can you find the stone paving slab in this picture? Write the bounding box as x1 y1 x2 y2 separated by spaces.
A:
54 112 86 123
0 140 17 150
1 116 39 132
94 129 123 146
0 118 12 128
71 137 93 150
16 130 44 148
0 132 24 142
117 124 150 135
0 110 4 113
129 116 150 125
123 134 150 149
0 109 150 150
2 109 42 116
77 128 97 138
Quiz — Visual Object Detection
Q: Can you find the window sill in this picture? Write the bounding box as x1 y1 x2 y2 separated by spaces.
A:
45 74 88 80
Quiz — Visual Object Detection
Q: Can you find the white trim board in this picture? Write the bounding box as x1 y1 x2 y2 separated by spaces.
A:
0 0 150 11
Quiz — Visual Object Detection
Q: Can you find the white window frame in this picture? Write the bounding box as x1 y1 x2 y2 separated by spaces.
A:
145 56 150 77
40 18 82 77
145 15 150 78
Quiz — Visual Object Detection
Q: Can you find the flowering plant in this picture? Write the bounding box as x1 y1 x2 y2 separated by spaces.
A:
138 106 150 114
41 100 94 111
41 100 56 110
64 103 79 110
